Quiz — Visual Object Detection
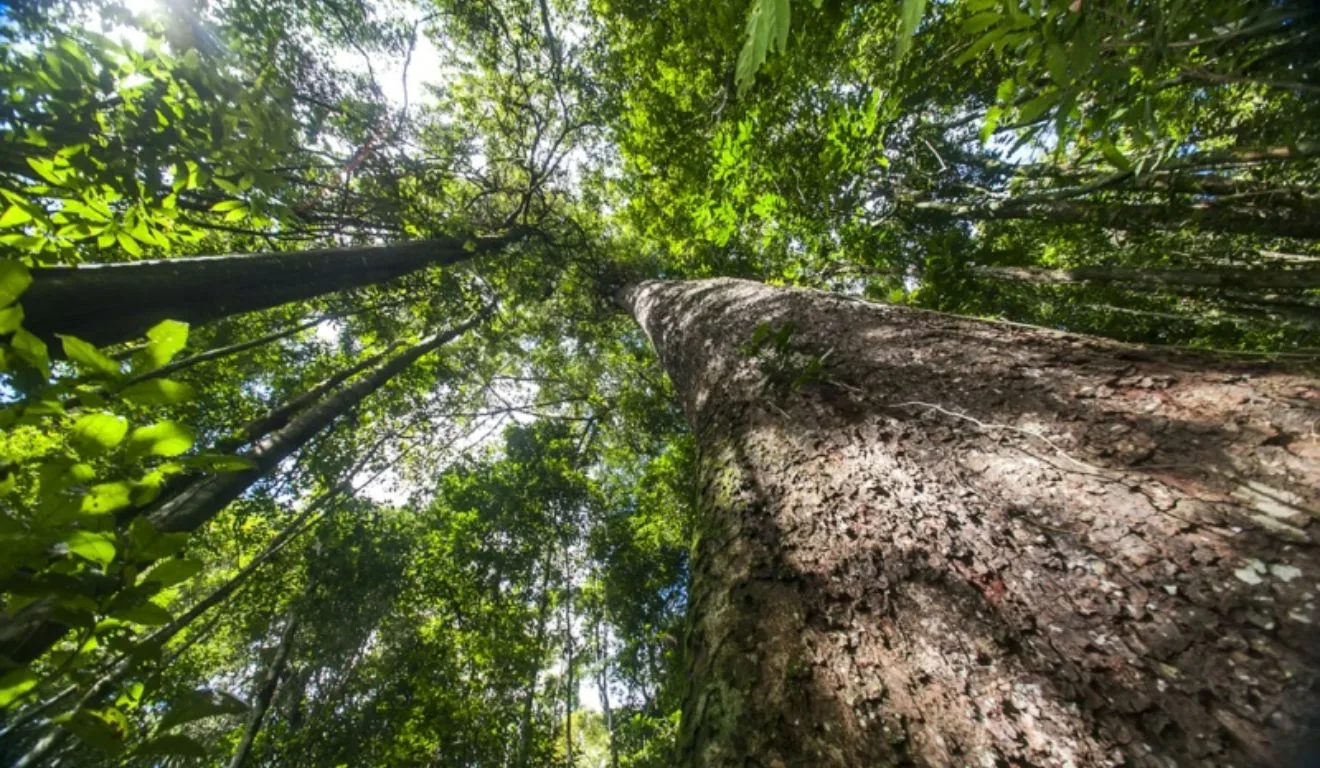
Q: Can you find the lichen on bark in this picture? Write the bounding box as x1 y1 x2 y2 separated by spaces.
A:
624 278 1320 767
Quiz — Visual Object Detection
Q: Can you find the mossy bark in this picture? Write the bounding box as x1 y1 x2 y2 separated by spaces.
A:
624 278 1320 767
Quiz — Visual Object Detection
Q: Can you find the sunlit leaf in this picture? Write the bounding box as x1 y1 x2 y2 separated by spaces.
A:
59 335 121 378
128 421 195 458
141 558 204 588
120 378 196 405
0 260 32 306
67 530 116 567
71 412 128 455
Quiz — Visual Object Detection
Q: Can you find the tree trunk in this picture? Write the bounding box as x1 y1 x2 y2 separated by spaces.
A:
563 576 575 766
0 496 322 745
516 561 554 768
227 615 299 768
148 314 482 534
0 313 482 668
623 278 1320 767
118 307 367 388
211 341 405 455
916 198 1320 239
20 232 517 347
972 264 1320 292
595 617 620 768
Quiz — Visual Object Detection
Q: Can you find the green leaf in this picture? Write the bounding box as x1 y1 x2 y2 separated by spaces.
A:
115 231 143 257
55 708 125 753
114 600 172 626
954 26 1007 66
961 11 1001 34
1017 91 1059 124
0 205 33 228
156 689 247 733
71 412 129 455
26 156 66 185
981 105 1003 143
128 517 189 560
67 530 116 567
59 335 121 378
0 668 40 708
735 0 792 95
119 378 196 405
81 481 133 515
0 304 22 334
209 199 244 212
127 421 194 458
1100 140 1133 172
1045 44 1069 85
0 260 32 306
141 558 203 588
140 319 188 370
11 328 49 376
895 0 927 63
136 734 206 758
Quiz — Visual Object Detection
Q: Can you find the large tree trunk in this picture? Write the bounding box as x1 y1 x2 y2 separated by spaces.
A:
20 232 517 347
623 278 1320 767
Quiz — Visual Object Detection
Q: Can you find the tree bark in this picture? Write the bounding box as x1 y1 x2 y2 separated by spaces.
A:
623 278 1320 767
227 615 299 768
973 263 1320 292
20 232 517 347
916 198 1320 239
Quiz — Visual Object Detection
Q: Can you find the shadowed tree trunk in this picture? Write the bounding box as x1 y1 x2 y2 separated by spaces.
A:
972 264 1320 292
915 198 1320 239
228 615 299 768
20 232 519 347
623 278 1320 767
0 312 484 667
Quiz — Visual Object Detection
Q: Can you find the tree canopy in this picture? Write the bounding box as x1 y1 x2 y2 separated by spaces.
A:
0 0 1316 765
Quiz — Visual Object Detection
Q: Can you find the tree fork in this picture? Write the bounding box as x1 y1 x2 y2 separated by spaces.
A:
623 278 1320 767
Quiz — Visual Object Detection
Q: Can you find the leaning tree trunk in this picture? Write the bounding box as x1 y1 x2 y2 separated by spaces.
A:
915 198 1320 239
0 313 483 668
20 231 518 347
227 615 299 768
623 278 1320 767
972 264 1320 292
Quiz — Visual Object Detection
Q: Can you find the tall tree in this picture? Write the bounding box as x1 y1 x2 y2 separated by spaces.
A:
622 277 1320 766
21 234 517 347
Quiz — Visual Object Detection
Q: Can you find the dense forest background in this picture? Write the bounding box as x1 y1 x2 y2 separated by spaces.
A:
0 0 1316 765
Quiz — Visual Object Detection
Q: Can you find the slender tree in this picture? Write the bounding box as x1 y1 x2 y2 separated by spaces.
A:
227 616 299 768
622 278 1320 767
0 312 486 668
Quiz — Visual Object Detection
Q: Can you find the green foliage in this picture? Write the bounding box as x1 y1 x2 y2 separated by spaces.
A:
1 0 1316 766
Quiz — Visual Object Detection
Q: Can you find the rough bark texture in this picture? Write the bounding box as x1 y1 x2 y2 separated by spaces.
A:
624 278 1320 767
20 232 516 347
